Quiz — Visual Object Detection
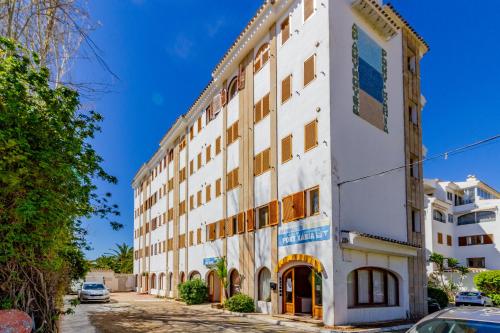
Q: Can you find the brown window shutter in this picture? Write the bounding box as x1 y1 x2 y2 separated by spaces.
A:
189 231 194 246
254 58 261 73
197 117 202 132
254 100 262 123
484 234 494 244
197 153 202 169
262 94 270 118
190 160 194 175
263 148 271 172
281 135 292 164
227 126 232 145
197 190 202 207
281 17 290 45
304 54 316 86
221 88 228 106
218 220 225 238
206 145 211 162
226 171 232 190
293 191 306 220
197 228 202 244
447 235 452 246
237 212 245 234
233 168 239 187
216 136 221 155
304 119 318 151
210 224 216 241
246 209 255 231
281 75 291 104
254 153 262 176
189 195 194 210
215 178 221 197
206 184 211 202
437 233 443 244
269 200 279 226
190 126 194 140
304 0 314 21
234 121 239 139
238 63 246 90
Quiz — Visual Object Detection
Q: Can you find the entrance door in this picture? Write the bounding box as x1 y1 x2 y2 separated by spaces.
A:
207 271 221 303
283 269 294 314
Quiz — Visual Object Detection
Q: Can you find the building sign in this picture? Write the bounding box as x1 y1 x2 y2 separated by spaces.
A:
203 257 218 266
278 219 330 247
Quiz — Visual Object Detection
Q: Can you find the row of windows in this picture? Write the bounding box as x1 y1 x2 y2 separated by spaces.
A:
280 54 317 105
433 209 496 225
436 232 453 247
189 136 222 176
458 234 494 247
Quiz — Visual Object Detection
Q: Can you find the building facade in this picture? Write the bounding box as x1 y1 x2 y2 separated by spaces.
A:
424 175 500 274
132 0 428 326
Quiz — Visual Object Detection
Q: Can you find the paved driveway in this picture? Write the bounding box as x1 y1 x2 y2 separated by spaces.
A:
61 293 313 333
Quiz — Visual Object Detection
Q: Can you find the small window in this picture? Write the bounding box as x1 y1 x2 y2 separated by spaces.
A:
281 74 292 104
190 126 194 140
281 17 290 45
197 228 202 244
303 0 314 22
215 136 222 155
412 209 421 232
189 159 194 175
433 210 445 223
306 186 319 216
258 267 272 301
303 54 316 87
228 77 238 101
206 145 211 163
409 104 418 126
197 190 202 207
254 43 270 73
215 178 221 197
410 156 419 179
257 204 269 229
467 257 485 268
304 119 318 152
281 134 293 164
447 192 453 201
189 231 194 246
447 214 454 223
347 268 398 307
254 93 270 123
189 195 194 211
227 121 239 146
197 117 202 133
447 235 452 246
197 152 202 169
254 148 271 176
437 232 443 244
227 167 239 191
206 184 212 203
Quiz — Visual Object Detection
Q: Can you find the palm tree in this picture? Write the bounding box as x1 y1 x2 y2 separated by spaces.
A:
109 243 133 274
214 257 229 302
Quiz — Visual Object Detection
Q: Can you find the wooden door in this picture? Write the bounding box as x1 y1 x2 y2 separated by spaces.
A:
208 272 215 302
312 271 323 320
283 269 295 314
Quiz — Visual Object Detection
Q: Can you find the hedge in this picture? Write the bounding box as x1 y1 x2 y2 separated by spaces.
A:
178 279 208 305
428 287 448 308
224 294 255 313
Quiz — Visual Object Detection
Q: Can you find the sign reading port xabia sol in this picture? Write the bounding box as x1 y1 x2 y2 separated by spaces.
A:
278 219 330 247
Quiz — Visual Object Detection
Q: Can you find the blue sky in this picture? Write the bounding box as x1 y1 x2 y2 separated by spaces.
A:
77 1 500 259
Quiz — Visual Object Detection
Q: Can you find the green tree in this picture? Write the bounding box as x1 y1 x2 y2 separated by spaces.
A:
214 257 229 302
0 38 120 332
428 252 469 301
110 243 133 274
474 270 500 305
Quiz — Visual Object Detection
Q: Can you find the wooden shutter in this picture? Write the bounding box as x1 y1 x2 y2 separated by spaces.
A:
179 234 186 248
226 171 233 191
437 233 443 244
304 0 314 21
484 234 494 244
216 178 221 197
262 94 270 119
281 75 291 104
189 231 194 246
206 184 211 202
197 117 202 132
189 195 194 210
269 200 279 226
197 190 202 207
262 148 270 172
254 153 262 176
237 212 245 234
293 191 305 219
197 228 202 244
233 168 239 187
190 126 194 140
254 100 262 123
304 54 316 86
234 121 239 140
247 209 255 232
221 88 228 106
216 136 221 155
197 153 202 169
238 63 246 90
190 159 194 175
227 126 232 145
282 135 292 163
206 145 211 163
282 195 294 223
208 223 216 241
281 17 290 45
447 235 452 246
304 119 318 151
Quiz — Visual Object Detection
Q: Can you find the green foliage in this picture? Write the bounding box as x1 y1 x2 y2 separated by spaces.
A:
428 252 469 301
91 243 133 274
0 37 119 332
474 270 500 295
214 257 229 300
428 287 449 308
489 294 500 306
178 279 208 305
224 293 255 313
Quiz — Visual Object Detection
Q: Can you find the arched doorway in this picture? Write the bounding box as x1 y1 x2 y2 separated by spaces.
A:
229 269 241 297
144 274 149 293
179 271 186 284
207 270 221 303
189 271 201 280
150 273 156 290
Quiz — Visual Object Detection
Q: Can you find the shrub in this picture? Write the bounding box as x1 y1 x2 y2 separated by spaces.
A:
178 279 208 305
224 293 255 313
428 287 448 308
489 294 500 306
474 270 500 295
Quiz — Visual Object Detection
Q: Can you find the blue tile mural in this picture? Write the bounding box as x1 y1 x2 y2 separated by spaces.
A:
352 24 388 132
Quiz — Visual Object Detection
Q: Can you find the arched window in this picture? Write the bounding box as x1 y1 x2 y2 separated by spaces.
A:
168 272 173 291
228 77 238 101
258 267 271 301
159 273 165 290
229 270 241 297
189 271 201 280
433 210 445 223
254 42 270 73
150 273 156 290
347 268 398 308
458 211 496 225
179 271 186 284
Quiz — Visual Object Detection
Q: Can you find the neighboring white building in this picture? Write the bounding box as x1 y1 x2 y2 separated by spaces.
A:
424 175 500 274
132 0 429 326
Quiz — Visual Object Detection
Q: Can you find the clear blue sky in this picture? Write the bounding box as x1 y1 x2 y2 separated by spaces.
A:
76 1 500 259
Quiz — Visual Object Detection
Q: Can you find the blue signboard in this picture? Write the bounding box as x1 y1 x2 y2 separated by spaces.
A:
203 257 218 266
278 224 330 247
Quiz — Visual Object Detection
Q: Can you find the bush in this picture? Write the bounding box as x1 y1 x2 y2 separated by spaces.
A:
428 287 449 308
178 279 208 305
489 294 500 306
224 293 255 313
474 270 500 295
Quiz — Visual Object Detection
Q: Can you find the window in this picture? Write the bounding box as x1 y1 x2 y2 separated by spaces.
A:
206 145 211 163
189 159 194 175
179 167 186 183
179 201 186 216
304 119 318 152
257 204 269 229
410 156 419 179
168 178 174 191
228 77 238 101
347 268 398 307
207 223 216 241
281 74 292 104
433 210 445 223
282 191 305 223
408 55 416 74
412 209 421 232
477 188 494 200
455 194 465 206
197 152 202 169
447 214 454 223
254 43 270 73
197 228 202 244
447 235 452 246
168 208 173 221
459 234 494 246
179 137 186 150
303 54 316 87
254 93 270 123
281 135 293 164
246 209 255 231
206 184 212 203
197 190 202 207
215 178 221 197
254 148 271 176
215 136 222 155
447 192 453 201
258 268 272 301
467 257 485 268
227 121 239 146
306 186 319 216
218 219 226 238
226 167 239 191
189 231 194 246
197 116 202 133
457 211 496 225
237 212 245 234
189 195 194 211
190 126 194 140
281 17 290 45
179 234 186 248
303 0 314 22
437 232 443 244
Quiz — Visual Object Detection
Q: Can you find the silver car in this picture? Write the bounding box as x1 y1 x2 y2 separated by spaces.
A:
78 282 110 303
407 307 500 332
455 291 493 307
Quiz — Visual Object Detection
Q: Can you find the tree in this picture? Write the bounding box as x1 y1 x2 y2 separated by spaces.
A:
110 243 133 274
0 38 120 332
214 257 229 302
428 252 469 301
474 270 500 305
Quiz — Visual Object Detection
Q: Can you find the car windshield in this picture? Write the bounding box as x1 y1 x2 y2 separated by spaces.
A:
459 292 479 297
83 284 105 290
409 319 500 333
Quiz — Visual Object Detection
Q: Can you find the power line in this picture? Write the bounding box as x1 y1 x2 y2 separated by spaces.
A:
338 134 500 186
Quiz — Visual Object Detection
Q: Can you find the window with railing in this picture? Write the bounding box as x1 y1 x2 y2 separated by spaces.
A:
457 211 496 225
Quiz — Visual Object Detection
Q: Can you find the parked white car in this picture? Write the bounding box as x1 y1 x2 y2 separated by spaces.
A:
455 291 493 307
78 282 110 303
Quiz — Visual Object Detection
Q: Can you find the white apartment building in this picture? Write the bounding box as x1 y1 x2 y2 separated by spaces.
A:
424 175 500 273
132 0 429 326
